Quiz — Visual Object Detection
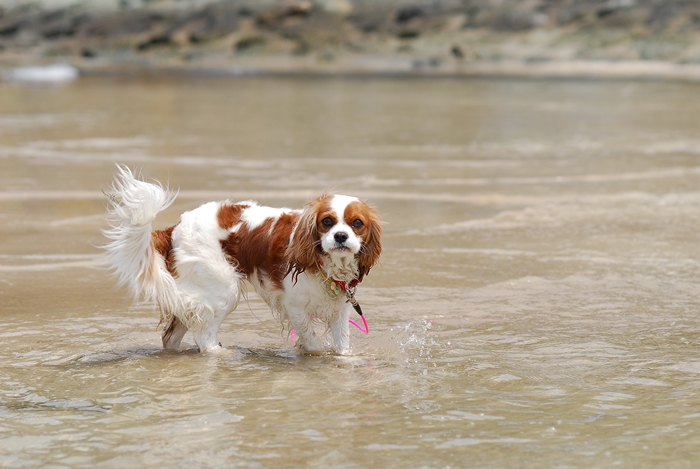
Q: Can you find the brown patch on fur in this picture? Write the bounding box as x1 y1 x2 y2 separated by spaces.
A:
286 194 332 282
217 203 247 230
221 210 300 289
151 225 177 276
344 200 383 282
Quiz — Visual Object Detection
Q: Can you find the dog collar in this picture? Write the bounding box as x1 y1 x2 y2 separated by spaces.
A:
315 258 360 299
315 259 367 334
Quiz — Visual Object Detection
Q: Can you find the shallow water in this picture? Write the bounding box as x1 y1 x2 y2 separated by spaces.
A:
2 75 700 467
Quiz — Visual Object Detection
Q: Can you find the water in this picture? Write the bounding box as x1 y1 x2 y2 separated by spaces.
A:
2 75 700 467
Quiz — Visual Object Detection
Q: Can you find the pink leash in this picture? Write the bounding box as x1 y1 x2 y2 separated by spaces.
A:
349 314 370 334
290 315 369 343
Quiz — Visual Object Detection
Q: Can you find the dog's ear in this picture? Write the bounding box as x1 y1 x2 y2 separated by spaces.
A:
357 204 382 282
286 196 326 281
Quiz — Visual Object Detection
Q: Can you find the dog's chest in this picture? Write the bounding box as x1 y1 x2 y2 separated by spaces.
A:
297 277 348 320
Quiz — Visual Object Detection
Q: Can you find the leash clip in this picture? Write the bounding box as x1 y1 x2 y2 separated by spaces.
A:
345 289 363 316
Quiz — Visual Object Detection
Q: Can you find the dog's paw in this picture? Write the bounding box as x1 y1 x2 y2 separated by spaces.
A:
199 343 227 354
298 336 325 355
332 345 351 356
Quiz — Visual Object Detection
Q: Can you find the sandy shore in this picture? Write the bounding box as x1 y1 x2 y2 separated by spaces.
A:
65 55 700 83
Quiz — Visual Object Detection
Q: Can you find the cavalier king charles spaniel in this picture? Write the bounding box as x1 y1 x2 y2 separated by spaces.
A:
103 165 382 354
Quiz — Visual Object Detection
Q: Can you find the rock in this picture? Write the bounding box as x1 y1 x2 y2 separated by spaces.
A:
316 0 353 16
598 0 637 19
0 1 699 75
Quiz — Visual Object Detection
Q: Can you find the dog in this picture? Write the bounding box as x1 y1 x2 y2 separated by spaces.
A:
103 165 382 354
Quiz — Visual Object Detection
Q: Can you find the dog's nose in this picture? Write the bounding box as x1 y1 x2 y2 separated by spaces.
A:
334 232 349 244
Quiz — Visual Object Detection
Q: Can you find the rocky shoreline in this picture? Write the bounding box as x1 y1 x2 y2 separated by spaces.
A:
2 0 700 80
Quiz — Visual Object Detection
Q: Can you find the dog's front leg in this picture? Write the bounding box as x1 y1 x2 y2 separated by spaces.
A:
286 307 324 354
330 303 351 355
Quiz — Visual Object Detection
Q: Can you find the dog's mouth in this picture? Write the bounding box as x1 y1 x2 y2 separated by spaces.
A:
329 245 351 252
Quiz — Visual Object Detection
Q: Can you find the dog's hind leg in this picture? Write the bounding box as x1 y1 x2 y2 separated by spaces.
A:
162 316 188 350
184 287 240 353
191 306 231 353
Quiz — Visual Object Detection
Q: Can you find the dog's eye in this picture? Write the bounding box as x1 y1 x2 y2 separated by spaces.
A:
352 219 364 229
322 217 334 227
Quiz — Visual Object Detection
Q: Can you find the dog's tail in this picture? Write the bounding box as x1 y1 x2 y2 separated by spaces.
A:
102 165 180 316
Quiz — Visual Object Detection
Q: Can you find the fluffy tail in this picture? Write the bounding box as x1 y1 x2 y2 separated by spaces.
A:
102 165 179 316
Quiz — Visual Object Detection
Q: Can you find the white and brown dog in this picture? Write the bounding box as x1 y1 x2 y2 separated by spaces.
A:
103 165 382 354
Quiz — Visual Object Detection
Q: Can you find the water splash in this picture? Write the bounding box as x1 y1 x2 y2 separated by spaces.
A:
363 319 435 366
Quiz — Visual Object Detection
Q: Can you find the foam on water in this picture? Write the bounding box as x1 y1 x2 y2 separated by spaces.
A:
1 63 78 83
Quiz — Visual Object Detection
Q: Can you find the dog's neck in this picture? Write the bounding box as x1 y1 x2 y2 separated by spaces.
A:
317 253 358 283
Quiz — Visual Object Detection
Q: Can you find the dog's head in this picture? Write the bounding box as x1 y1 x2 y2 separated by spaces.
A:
287 194 382 282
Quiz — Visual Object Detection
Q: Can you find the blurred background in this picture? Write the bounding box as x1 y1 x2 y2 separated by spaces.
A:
1 0 700 78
